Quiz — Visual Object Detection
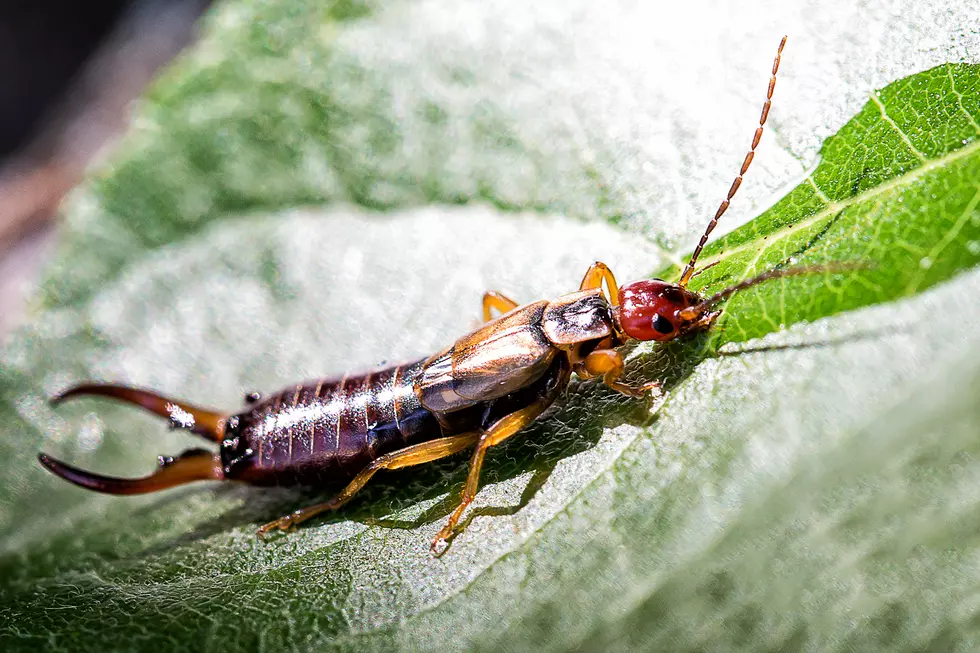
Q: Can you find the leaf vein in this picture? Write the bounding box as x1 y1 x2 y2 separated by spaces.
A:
905 184 980 294
806 176 832 205
869 92 928 163
946 65 980 137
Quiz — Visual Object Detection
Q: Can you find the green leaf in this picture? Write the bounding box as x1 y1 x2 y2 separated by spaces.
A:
670 63 980 344
3 2 980 651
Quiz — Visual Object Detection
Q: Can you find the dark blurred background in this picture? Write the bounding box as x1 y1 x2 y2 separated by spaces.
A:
0 0 211 335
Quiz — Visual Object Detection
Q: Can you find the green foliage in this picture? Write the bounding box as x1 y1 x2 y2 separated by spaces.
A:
2 3 980 651
669 64 980 343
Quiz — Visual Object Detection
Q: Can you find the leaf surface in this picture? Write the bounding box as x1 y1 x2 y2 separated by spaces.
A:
3 2 980 651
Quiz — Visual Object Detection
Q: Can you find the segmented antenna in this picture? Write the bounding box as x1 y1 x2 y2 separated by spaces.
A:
676 261 864 321
678 35 787 288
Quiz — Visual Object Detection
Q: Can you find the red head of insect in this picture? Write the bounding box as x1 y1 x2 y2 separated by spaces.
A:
613 265 841 343
608 35 852 343
612 35 790 343
617 279 706 341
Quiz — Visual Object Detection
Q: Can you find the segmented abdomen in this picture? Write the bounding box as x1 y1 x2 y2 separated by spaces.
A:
222 359 442 486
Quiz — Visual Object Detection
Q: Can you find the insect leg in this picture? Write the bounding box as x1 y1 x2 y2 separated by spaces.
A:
256 432 481 537
37 448 222 495
430 400 551 554
677 310 722 337
581 349 661 398
52 383 226 442
579 261 620 305
482 291 519 322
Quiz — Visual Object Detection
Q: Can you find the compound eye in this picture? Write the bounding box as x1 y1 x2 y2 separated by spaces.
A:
652 314 674 335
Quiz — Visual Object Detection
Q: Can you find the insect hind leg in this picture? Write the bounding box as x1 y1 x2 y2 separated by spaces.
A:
37 448 223 495
257 432 481 538
53 383 227 442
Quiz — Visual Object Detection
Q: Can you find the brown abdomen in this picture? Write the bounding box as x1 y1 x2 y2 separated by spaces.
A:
221 360 441 486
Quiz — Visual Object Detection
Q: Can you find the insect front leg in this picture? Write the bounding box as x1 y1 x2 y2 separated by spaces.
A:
482 291 519 321
579 349 661 399
579 261 620 304
256 433 481 537
677 310 722 337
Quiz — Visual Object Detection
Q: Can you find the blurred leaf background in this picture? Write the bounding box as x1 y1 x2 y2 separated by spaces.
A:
2 0 980 651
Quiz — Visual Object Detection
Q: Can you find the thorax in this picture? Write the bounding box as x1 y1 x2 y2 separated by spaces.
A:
417 289 616 414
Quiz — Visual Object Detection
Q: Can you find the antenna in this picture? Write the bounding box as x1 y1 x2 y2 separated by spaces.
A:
676 262 864 321
678 35 787 288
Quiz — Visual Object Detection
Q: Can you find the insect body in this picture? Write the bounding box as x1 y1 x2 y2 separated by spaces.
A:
38 36 820 553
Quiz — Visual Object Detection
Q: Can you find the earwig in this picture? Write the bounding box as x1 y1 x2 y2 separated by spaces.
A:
39 36 841 554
